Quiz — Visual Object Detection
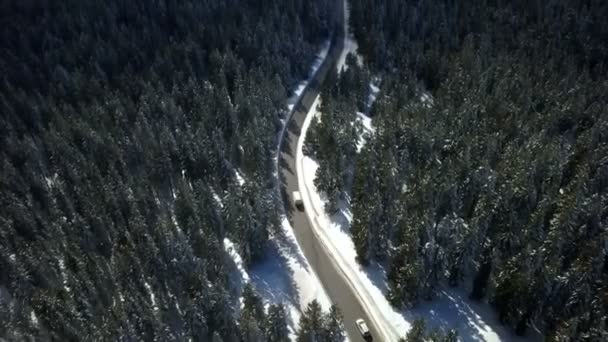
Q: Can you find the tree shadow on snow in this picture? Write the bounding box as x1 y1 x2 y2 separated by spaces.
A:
363 261 389 296
273 220 310 273
249 241 301 314
327 199 353 235
403 287 541 342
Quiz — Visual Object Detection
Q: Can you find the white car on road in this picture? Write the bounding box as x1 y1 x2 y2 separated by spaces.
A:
355 318 372 341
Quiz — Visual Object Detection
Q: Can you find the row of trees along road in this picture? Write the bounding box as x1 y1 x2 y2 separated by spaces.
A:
0 0 344 340
307 0 608 340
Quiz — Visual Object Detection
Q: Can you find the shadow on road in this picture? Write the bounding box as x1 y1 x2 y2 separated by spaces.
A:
280 185 294 218
279 156 293 175
287 116 302 136
280 133 294 157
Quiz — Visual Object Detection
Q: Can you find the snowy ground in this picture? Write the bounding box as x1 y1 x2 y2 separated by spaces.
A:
224 217 332 340
297 88 543 342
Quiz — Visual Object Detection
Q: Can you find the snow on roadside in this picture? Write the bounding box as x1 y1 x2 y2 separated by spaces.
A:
336 37 361 74
336 0 363 73
297 92 398 340
287 40 331 112
300 154 404 341
298 91 542 342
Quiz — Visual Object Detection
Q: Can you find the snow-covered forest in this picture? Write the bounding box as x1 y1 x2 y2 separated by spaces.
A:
2 0 607 341
307 0 608 340
0 0 344 340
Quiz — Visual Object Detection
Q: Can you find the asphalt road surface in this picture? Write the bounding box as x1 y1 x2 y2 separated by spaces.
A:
278 0 383 340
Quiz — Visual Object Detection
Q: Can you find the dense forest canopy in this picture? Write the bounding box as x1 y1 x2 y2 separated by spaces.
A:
0 0 335 340
307 0 608 340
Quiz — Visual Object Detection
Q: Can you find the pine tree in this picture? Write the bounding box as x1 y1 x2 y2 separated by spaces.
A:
404 319 426 342
323 305 345 342
296 300 324 342
242 284 265 321
265 304 289 342
387 240 421 308
351 204 371 265
443 329 458 342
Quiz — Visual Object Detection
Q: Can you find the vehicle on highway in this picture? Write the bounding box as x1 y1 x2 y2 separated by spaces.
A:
292 191 304 211
355 318 372 341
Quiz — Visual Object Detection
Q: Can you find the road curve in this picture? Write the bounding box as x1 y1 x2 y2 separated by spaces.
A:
278 0 383 340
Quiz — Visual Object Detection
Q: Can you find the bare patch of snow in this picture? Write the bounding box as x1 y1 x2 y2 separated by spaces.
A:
365 81 381 113
143 280 158 312
212 190 223 208
355 112 375 152
235 169 246 186
30 310 38 326
420 91 434 108
170 211 183 234
45 173 58 188
58 257 71 294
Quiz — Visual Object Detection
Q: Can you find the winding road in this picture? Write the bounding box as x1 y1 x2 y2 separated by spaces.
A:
278 0 383 340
